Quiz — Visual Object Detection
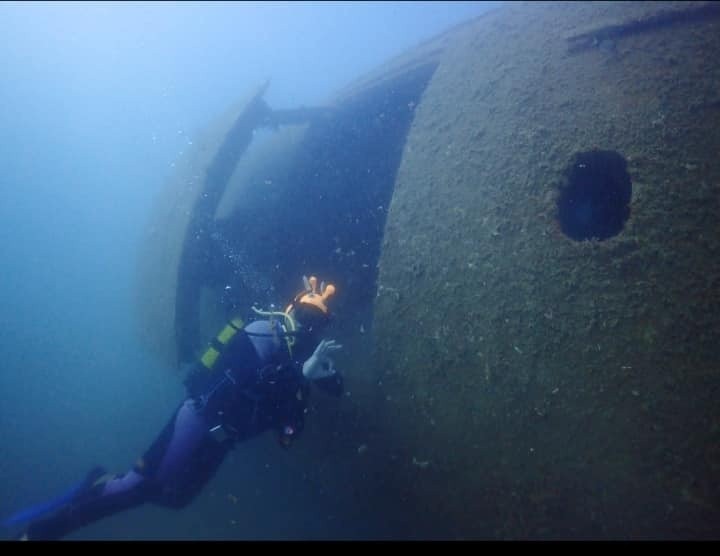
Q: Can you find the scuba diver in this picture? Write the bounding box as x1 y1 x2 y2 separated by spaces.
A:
7 275 344 541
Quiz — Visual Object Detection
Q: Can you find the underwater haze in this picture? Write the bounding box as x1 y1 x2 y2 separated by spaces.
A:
0 0 499 540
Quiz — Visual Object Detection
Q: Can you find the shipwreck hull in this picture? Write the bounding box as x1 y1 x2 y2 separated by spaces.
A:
136 1 720 538
371 0 720 538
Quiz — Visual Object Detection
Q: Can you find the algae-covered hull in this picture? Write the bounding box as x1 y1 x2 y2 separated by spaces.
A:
371 1 720 539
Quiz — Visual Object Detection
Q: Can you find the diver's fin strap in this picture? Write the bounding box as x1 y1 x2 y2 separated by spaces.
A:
200 317 245 371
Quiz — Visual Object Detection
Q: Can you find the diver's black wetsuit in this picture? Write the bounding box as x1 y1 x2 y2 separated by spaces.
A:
20 319 342 540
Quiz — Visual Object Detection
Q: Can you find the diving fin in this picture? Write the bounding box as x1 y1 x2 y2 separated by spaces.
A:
2 466 107 529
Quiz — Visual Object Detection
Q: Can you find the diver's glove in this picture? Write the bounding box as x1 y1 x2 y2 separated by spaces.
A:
302 339 343 380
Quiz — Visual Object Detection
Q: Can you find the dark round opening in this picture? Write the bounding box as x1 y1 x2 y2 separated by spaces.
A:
557 150 632 241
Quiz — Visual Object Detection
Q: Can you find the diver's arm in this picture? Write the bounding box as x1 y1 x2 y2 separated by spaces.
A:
301 339 344 396
302 339 342 379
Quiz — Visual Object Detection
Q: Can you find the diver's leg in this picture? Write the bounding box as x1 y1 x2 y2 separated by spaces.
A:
141 398 231 508
21 399 228 540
